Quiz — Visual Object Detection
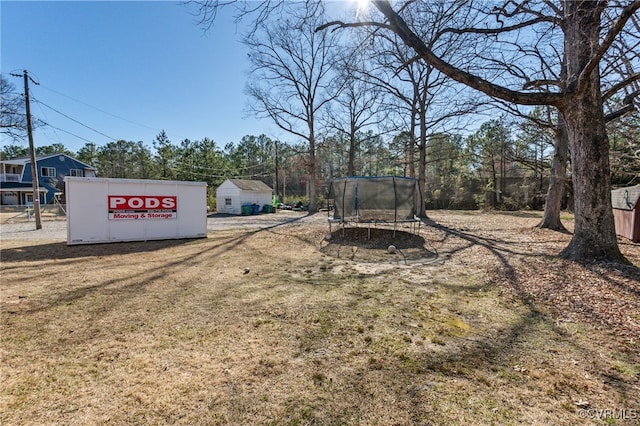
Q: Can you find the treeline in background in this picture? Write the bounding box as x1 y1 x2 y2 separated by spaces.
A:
2 113 638 211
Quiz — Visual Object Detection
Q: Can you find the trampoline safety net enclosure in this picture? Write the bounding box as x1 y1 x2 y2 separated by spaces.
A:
329 176 419 223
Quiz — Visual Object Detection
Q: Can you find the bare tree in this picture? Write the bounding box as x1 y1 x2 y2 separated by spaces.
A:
324 43 383 177
244 3 339 213
321 0 640 262
1 74 27 141
534 49 638 231
490 102 570 230
191 0 637 260
539 112 571 231
354 3 479 217
538 11 639 231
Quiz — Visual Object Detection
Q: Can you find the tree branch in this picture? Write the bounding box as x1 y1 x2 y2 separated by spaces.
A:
576 0 640 93
603 72 640 100
316 20 392 33
434 16 558 44
604 103 636 122
523 79 562 90
623 88 640 104
368 0 563 107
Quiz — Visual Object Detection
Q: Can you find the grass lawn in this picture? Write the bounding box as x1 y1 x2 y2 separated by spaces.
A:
1 211 638 425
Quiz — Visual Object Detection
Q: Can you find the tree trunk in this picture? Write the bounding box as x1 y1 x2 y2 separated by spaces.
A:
417 108 427 217
347 134 356 176
408 109 416 179
490 161 497 209
538 111 569 232
499 142 505 204
559 1 624 261
348 121 356 176
308 127 318 214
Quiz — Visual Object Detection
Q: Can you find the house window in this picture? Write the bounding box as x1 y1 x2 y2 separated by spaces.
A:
41 167 56 177
25 193 33 204
225 198 232 206
69 169 84 177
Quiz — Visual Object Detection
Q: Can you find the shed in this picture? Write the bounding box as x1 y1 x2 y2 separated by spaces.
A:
611 184 640 242
216 179 273 215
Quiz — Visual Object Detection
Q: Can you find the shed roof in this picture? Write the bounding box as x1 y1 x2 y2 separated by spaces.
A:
227 179 272 192
611 185 640 211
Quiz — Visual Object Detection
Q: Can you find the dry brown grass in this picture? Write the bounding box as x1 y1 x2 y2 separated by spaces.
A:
1 211 639 425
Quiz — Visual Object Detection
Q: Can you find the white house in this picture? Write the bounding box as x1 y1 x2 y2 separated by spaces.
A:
216 179 273 215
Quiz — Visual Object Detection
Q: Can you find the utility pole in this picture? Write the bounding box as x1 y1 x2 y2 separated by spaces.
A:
22 70 42 229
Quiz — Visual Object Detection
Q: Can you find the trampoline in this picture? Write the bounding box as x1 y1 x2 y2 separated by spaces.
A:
327 176 421 238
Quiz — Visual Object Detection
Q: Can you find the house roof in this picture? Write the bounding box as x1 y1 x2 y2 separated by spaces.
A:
227 179 273 192
611 185 640 211
0 182 48 192
1 153 96 170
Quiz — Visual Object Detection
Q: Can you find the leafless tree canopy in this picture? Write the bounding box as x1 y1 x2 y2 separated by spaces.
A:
321 0 640 262
243 2 341 213
189 0 640 261
1 75 28 141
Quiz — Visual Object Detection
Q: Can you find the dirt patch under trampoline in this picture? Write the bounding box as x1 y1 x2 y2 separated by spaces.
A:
320 227 437 263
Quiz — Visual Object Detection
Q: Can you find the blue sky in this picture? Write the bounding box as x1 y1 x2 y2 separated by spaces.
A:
1 1 283 153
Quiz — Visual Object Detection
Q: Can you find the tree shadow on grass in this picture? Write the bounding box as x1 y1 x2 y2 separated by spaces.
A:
3 213 638 424
1 213 310 263
2 214 310 317
0 238 203 262
285 217 638 423
492 210 545 219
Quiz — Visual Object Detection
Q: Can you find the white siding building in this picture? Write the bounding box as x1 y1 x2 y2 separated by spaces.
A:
215 179 273 215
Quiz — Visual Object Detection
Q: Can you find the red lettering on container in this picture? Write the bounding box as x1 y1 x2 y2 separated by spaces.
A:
108 196 177 211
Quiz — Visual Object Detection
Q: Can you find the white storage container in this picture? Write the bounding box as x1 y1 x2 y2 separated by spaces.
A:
65 177 207 245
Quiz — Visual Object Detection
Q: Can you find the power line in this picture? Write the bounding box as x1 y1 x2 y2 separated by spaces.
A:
170 159 273 173
33 97 118 142
38 83 190 141
39 121 99 145
32 95 67 146
38 83 162 133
